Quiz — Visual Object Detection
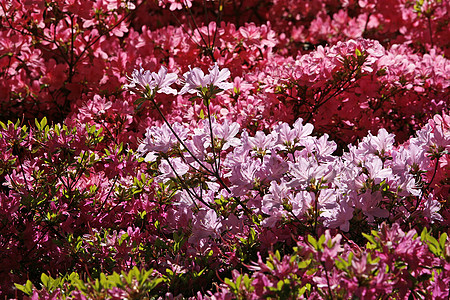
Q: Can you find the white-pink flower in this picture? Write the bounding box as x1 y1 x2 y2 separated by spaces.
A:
180 63 234 95
125 65 177 95
207 63 234 91
137 122 188 160
124 65 152 93
151 66 178 95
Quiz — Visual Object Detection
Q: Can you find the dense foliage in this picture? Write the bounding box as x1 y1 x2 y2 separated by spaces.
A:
0 0 449 298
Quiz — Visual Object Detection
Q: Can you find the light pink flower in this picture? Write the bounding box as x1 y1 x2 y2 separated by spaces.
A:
158 157 190 183
124 65 153 94
137 122 188 159
125 65 177 95
151 66 178 95
180 63 233 95
207 63 234 91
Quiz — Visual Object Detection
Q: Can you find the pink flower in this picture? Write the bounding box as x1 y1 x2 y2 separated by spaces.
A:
248 131 278 155
321 197 354 231
189 208 222 243
205 118 241 150
274 118 314 150
288 157 336 188
356 191 389 223
364 157 392 184
158 0 192 11
360 128 395 156
207 63 234 91
137 122 188 160
125 65 177 95
419 194 443 222
158 157 190 183
151 66 178 95
180 63 234 95
124 65 152 94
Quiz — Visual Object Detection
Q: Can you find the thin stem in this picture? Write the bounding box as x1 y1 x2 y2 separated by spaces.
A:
321 260 335 300
146 94 251 215
203 0 211 47
16 149 31 195
313 190 321 237
169 10 203 50
164 156 208 210
304 58 362 123
148 95 215 176
414 155 440 211
205 97 219 173
183 0 216 61
70 14 75 78
98 175 119 212
362 12 372 37
71 2 141 70
23 226 50 259
0 3 71 66
211 0 224 49
427 16 434 47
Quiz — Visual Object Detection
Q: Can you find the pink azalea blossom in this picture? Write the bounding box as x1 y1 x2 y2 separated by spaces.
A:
137 122 188 159
125 65 177 95
151 66 178 95
180 63 234 95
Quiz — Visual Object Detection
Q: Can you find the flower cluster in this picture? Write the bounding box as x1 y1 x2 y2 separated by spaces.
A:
213 224 450 299
135 112 449 237
1 0 449 298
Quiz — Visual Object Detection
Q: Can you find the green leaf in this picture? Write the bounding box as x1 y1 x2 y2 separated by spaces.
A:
41 273 49 289
318 234 326 248
40 117 47 129
236 274 242 289
274 250 281 261
14 281 34 295
298 258 312 269
277 279 284 290
299 286 308 296
100 273 108 288
439 233 448 251
188 95 199 102
242 274 253 289
224 278 236 290
363 233 377 248
68 272 79 282
109 272 121 286
421 228 441 256
421 227 428 241
336 253 353 271
307 235 318 249
427 237 440 255
146 277 165 292
140 269 151 285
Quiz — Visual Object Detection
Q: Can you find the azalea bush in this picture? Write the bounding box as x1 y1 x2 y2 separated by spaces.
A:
1 0 449 299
